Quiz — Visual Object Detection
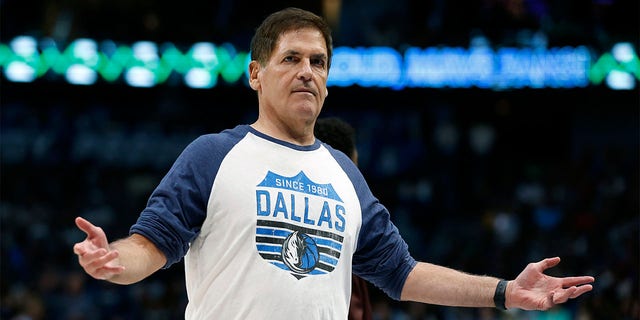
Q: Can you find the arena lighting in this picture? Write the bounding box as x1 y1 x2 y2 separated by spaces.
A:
0 36 638 90
184 68 214 88
64 38 98 85
607 42 637 90
590 42 639 90
123 41 159 87
4 36 37 82
329 46 404 88
184 42 218 88
65 64 97 85
125 66 155 87
5 60 35 82
606 70 635 90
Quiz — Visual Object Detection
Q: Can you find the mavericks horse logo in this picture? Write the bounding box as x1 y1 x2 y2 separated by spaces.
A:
282 231 319 274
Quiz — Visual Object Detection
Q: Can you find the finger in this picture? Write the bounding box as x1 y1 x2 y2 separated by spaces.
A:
569 284 593 299
561 276 595 287
74 240 108 258
552 286 577 304
84 253 125 279
84 250 119 271
73 242 87 256
90 265 126 281
78 248 110 265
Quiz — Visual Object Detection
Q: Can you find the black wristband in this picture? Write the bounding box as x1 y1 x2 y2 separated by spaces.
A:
494 279 508 310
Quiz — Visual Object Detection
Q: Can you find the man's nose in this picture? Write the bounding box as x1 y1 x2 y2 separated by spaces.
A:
297 59 313 80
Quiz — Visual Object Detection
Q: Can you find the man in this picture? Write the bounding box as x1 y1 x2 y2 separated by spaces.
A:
73 7 594 319
314 116 371 320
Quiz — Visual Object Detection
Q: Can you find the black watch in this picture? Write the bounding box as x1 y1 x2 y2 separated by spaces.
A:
494 279 508 310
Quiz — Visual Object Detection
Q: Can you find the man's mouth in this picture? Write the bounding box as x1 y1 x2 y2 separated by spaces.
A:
292 88 315 96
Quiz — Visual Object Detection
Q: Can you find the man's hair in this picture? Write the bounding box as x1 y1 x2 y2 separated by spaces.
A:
250 7 333 68
314 117 356 159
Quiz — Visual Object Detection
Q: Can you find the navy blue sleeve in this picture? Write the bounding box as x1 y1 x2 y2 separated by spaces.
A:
129 127 246 268
328 147 417 300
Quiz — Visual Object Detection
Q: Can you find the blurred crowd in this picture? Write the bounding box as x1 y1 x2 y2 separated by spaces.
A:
2 0 636 50
1 0 638 319
1 84 637 319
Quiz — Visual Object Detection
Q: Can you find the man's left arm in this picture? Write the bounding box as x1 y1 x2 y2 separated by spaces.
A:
400 257 595 310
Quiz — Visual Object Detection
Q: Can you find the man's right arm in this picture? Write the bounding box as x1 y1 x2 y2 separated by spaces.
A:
73 217 166 285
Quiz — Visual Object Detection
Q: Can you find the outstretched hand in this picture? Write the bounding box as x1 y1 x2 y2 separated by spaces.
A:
507 257 594 310
73 217 125 280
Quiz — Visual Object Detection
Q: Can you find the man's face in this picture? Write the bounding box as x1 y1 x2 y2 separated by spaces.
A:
249 28 329 130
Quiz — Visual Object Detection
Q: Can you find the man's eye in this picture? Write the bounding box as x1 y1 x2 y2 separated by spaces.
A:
311 59 326 67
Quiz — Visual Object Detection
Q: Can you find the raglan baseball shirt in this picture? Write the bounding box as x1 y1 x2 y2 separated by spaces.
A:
130 124 417 319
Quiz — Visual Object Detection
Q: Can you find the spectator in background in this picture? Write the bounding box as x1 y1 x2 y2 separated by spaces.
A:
314 116 371 320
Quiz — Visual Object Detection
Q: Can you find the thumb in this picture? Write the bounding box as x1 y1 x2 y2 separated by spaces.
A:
537 257 561 272
75 216 110 249
75 216 95 235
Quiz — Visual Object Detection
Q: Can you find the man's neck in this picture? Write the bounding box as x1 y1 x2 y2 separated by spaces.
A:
251 120 315 146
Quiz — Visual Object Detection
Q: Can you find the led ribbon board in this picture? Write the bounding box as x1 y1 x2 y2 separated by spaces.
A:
1 36 638 90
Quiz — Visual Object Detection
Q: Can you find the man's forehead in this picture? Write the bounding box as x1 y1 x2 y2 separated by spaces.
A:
275 29 327 53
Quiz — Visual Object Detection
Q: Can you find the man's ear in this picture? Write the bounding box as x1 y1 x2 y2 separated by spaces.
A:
248 61 260 91
325 87 328 97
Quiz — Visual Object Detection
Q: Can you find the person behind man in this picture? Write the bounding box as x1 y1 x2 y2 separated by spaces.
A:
73 7 594 319
314 116 371 320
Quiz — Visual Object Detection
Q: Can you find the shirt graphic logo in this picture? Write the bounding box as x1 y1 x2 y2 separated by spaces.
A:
282 231 319 274
255 171 345 279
